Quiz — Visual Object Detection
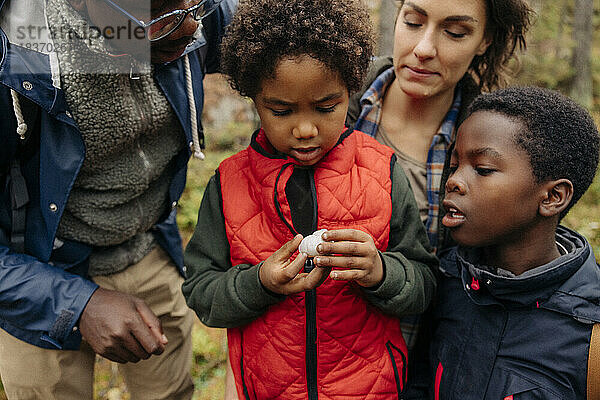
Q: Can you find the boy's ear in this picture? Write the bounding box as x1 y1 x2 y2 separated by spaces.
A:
538 179 574 218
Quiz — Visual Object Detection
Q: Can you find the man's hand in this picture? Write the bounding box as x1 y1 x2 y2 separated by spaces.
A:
313 229 384 288
79 288 168 363
259 235 330 295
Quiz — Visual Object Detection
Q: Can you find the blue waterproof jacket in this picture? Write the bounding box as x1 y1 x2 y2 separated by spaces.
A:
430 226 600 399
0 0 235 350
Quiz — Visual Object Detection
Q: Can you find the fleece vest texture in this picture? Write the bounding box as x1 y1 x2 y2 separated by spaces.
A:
218 129 408 399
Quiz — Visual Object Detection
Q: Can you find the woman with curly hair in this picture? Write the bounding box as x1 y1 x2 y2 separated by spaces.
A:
182 0 438 398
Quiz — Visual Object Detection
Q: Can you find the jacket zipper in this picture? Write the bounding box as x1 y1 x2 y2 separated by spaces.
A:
273 164 319 398
305 170 319 400
130 76 152 224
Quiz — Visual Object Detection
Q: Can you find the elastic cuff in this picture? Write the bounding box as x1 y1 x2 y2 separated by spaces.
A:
363 252 406 299
363 251 387 291
236 262 285 311
53 280 99 350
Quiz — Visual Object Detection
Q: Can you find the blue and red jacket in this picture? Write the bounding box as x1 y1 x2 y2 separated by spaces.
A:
0 0 235 350
429 226 600 399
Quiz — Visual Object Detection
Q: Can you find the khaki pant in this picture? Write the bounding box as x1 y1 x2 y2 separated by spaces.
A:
0 247 196 400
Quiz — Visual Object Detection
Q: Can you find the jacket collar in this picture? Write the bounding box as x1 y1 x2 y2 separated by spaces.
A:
0 0 66 111
0 35 72 120
441 226 600 322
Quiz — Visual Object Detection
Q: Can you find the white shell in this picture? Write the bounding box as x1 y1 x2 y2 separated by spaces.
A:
298 229 327 257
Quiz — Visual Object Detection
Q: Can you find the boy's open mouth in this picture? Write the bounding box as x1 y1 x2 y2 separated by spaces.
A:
442 206 466 228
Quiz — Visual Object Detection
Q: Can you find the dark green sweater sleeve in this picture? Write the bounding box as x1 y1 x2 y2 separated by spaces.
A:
182 173 284 328
361 160 438 316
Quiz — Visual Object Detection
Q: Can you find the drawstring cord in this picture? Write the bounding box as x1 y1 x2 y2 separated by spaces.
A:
184 53 205 160
11 89 27 140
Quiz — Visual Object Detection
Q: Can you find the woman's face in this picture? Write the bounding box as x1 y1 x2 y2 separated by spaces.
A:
393 0 490 100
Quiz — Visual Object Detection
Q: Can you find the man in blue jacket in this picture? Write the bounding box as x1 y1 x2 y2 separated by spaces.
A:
0 0 236 398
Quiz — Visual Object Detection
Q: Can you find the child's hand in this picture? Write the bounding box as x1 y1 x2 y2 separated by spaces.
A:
260 234 331 295
313 229 383 288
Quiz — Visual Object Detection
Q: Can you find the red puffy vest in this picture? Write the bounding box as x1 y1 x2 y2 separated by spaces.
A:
219 129 408 399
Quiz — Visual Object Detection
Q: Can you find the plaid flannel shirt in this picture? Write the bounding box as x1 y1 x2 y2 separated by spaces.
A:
353 66 462 352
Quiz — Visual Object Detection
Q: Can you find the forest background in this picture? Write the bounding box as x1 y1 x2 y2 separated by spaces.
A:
1 0 599 398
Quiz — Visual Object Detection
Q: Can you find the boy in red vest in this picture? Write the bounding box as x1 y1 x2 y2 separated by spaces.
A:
182 0 438 398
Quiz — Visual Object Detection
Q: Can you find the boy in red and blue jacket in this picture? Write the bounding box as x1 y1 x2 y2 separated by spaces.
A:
429 86 600 399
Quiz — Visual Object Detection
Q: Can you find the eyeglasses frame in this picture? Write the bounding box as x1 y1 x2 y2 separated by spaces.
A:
101 0 222 41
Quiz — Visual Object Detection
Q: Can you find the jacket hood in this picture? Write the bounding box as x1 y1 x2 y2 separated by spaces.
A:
1 0 73 91
440 225 600 324
0 1 49 51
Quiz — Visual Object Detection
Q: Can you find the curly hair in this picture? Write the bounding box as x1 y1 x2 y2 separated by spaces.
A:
476 0 533 90
468 87 600 219
395 0 533 91
220 0 375 99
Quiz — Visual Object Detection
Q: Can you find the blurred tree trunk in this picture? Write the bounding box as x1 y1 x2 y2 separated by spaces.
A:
569 0 593 108
378 0 396 56
555 3 569 60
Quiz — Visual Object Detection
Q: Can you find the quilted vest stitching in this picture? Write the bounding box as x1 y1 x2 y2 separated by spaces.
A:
220 130 408 399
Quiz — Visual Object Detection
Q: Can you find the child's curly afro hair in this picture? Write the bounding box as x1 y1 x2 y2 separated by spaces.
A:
220 0 375 99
